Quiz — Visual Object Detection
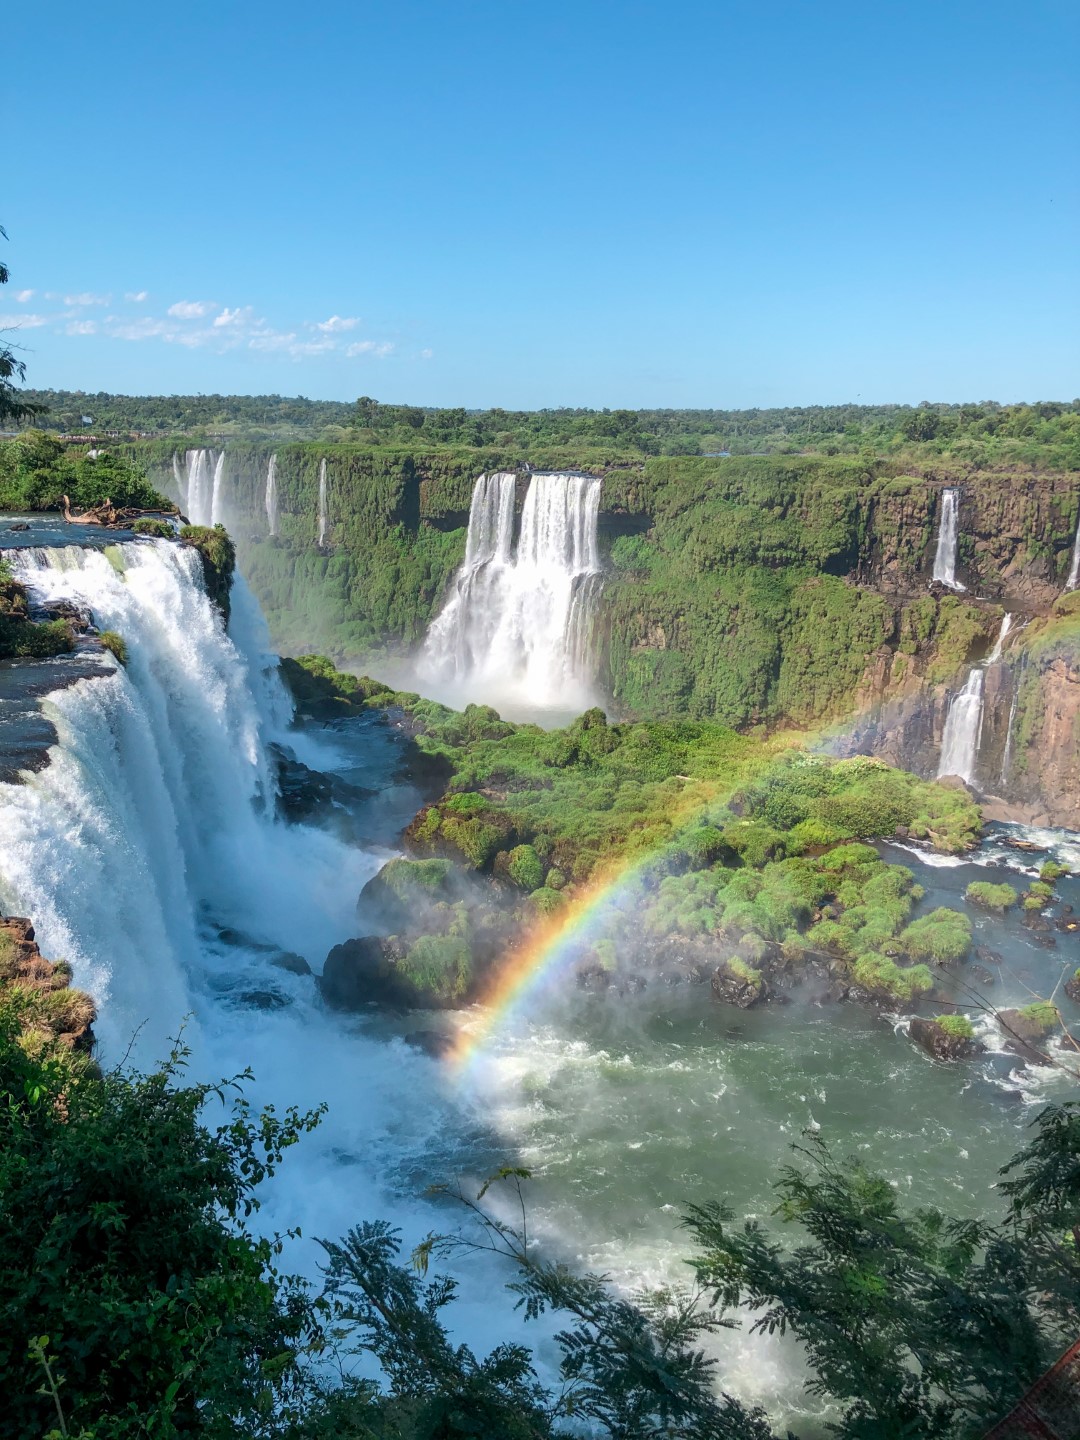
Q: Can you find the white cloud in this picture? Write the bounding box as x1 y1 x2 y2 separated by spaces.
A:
65 319 97 336
64 291 110 306
125 290 149 302
213 305 254 328
420 348 434 359
346 340 394 358
0 312 49 329
167 299 215 319
315 314 358 333
14 289 35 303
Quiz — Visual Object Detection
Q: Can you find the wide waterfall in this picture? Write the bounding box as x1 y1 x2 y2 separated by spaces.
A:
420 471 603 717
0 535 522 1355
931 487 965 590
317 458 329 547
265 454 279 536
936 612 1012 785
173 449 226 527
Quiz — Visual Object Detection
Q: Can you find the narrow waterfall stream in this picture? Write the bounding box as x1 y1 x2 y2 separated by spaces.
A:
317 458 329 547
1066 507 1080 591
420 471 603 719
932 487 965 590
265 453 279 536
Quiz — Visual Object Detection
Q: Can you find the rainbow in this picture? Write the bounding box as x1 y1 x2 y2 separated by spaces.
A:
447 850 655 1076
447 779 724 1076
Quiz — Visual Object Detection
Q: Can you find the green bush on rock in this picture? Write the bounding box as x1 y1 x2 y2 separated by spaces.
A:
965 880 1018 913
507 844 544 891
897 908 972 964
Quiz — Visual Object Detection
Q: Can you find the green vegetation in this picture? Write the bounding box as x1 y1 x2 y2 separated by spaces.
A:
132 516 173 538
965 879 1019 912
934 1013 976 1040
1041 860 1070 882
179 524 236 620
98 630 128 666
286 657 981 1007
1018 1001 1060 1036
0 430 168 511
0 556 74 661
4 983 1080 1440
14 390 1080 469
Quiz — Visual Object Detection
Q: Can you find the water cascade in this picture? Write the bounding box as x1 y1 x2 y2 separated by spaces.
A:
265 454 279 537
1066 509 1080 591
931 488 965 590
937 612 1012 785
317 459 328 547
171 448 227 527
420 471 603 715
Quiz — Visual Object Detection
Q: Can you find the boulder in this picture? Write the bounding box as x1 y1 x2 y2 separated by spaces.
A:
1065 972 1080 1004
711 962 767 1008
320 935 409 1009
270 950 312 976
909 1016 983 1062
997 1006 1056 1064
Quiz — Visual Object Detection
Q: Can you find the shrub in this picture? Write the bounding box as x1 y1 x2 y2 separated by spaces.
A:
98 630 128 666
965 880 1018 913
529 886 565 917
935 1013 976 1039
507 844 544 892
897 908 971 964
1041 861 1070 882
852 954 934 1001
132 517 173 538
398 934 473 1002
1027 881 1055 901
819 842 880 872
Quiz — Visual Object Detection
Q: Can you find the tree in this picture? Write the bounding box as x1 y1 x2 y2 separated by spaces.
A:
0 225 45 425
684 1107 1080 1438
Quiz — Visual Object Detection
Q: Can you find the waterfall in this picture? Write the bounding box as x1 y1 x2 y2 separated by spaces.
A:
265 454 279 537
0 536 538 1352
317 459 329 547
937 669 984 783
178 448 215 525
0 540 374 1056
931 488 965 591
1001 688 1019 784
420 471 603 714
210 451 227 526
986 610 1013 663
1066 510 1080 591
936 612 1012 785
172 448 226 527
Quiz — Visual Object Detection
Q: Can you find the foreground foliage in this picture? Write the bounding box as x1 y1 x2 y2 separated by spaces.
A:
2 990 1078 1440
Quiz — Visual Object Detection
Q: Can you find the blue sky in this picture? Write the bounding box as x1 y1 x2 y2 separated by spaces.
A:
5 0 1078 407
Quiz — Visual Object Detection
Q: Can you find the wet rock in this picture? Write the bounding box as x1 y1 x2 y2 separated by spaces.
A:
975 946 1004 966
404 1029 456 1059
236 989 290 1010
1065 973 1080 1003
909 1016 983 1062
997 1006 1055 1065
711 963 767 1008
969 964 996 986
812 980 850 1005
41 599 91 632
320 935 409 1009
271 743 374 829
270 950 311 976
7 521 29 532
